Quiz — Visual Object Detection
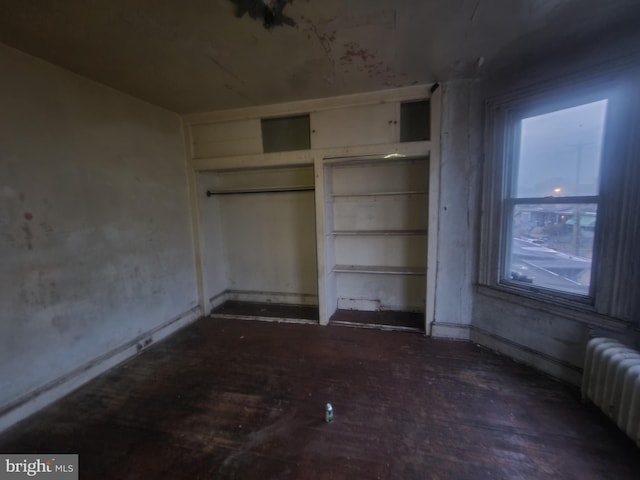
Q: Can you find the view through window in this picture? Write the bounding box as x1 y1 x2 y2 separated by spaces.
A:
505 100 608 296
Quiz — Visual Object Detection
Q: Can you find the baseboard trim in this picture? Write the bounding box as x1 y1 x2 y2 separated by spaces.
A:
336 297 422 313
470 326 583 386
224 289 318 306
0 305 202 434
209 290 229 309
431 322 471 340
210 313 318 325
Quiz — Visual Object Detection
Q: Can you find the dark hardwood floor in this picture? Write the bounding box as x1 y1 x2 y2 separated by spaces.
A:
330 308 424 331
212 301 320 322
1 317 638 479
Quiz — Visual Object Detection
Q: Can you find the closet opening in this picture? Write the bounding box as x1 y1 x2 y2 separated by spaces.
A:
199 164 319 324
320 155 429 332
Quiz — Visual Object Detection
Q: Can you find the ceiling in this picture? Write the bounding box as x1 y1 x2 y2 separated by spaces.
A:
1 0 639 114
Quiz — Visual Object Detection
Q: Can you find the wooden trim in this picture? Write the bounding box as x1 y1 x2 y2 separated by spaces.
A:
191 142 430 172
320 145 430 164
330 191 427 197
430 322 471 340
208 290 228 309
206 185 314 196
509 196 599 204
193 150 315 171
425 86 442 336
333 265 425 275
181 118 209 316
183 85 433 125
331 230 427 236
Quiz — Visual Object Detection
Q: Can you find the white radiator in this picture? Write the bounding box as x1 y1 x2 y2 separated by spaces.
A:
582 337 640 447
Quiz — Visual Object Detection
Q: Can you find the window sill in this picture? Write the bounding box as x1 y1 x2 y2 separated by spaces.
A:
475 284 633 332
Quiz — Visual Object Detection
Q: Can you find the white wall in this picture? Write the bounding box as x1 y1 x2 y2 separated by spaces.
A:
0 43 198 427
472 294 591 385
430 81 482 340
219 190 318 302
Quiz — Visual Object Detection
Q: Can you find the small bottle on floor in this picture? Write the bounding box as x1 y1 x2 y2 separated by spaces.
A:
325 403 333 423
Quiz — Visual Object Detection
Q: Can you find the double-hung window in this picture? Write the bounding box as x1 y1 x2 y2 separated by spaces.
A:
480 73 640 316
504 98 608 298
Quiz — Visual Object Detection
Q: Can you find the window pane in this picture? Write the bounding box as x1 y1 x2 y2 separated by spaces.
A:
261 115 310 153
515 100 607 198
507 203 597 295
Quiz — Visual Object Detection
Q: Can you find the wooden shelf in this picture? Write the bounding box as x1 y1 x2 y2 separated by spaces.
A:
323 154 429 167
322 154 430 317
330 190 427 198
332 264 425 276
331 229 427 236
206 185 314 196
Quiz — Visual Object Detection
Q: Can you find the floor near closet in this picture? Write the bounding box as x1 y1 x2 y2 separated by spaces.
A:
211 301 319 323
329 309 424 331
211 301 423 331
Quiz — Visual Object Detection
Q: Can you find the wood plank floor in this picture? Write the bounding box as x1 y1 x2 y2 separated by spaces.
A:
212 301 424 331
1 317 639 479
330 309 424 331
212 301 320 322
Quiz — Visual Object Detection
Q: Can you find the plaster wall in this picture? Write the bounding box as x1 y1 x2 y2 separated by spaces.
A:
0 43 198 420
431 80 482 340
472 295 589 385
218 190 318 303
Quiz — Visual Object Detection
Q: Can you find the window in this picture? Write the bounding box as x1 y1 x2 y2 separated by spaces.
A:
505 100 608 297
481 72 640 319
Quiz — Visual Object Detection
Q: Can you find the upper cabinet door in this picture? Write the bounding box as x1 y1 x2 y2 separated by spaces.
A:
191 118 262 159
310 103 398 149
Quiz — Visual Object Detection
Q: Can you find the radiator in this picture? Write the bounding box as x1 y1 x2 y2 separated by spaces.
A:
582 337 640 447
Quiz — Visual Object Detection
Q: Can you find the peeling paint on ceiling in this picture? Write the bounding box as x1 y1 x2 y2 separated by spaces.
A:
232 0 296 29
0 0 639 114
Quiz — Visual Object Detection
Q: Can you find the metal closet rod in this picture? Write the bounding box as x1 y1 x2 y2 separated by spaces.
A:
206 186 315 197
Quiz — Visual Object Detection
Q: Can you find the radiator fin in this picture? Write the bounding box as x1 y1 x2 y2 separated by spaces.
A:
582 337 640 448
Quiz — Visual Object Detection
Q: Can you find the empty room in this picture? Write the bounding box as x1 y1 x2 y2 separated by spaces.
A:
1 1 639 478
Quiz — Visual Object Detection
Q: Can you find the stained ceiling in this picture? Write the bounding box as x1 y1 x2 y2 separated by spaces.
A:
0 0 639 114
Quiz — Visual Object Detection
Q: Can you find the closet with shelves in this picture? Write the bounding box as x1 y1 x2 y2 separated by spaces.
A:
320 156 429 330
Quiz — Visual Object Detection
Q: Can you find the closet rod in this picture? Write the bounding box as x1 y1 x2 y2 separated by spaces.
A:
206 186 314 197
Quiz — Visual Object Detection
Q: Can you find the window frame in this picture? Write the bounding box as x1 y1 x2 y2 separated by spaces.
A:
480 74 632 315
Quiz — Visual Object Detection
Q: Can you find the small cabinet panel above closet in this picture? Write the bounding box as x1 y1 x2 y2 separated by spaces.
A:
310 103 398 149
